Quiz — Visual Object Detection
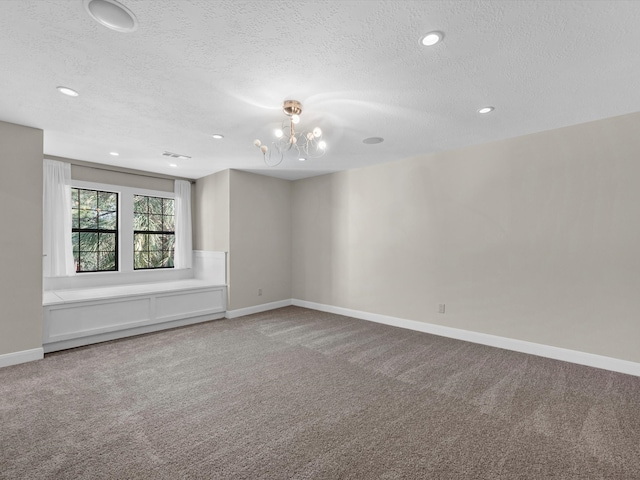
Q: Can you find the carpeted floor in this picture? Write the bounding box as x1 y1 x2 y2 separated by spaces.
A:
1 306 640 479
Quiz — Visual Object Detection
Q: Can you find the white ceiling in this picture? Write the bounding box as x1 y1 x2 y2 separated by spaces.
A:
2 0 640 180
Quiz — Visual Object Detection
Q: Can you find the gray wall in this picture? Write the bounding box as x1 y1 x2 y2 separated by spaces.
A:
196 169 292 311
228 170 291 310
194 169 229 252
0 121 43 356
70 164 175 192
292 111 640 363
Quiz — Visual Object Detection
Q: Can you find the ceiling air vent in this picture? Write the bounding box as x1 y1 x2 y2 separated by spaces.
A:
162 151 191 159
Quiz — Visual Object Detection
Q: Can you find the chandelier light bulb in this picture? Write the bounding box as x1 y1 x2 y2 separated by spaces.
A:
290 136 297 144
260 145 268 153
313 127 322 138
318 141 327 150
254 139 262 147
291 114 300 124
275 129 283 138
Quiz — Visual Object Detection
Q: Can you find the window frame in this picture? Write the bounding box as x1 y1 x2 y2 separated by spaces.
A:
70 180 176 275
71 187 119 273
133 194 176 270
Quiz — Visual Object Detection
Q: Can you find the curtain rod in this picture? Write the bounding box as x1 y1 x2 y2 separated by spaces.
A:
45 155 196 184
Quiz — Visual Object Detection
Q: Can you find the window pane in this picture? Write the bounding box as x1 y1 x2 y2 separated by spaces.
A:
100 232 116 251
164 215 174 231
134 195 147 214
163 198 174 215
149 197 163 214
79 189 97 210
148 250 164 268
98 251 116 271
80 252 98 272
79 232 99 252
99 211 117 230
134 212 147 230
98 191 117 212
134 233 148 252
134 251 149 269
79 209 97 229
148 233 162 252
160 234 173 251
149 214 163 231
72 210 79 229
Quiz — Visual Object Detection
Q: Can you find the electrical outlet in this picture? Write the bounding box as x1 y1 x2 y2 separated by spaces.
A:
258 288 262 296
438 303 445 314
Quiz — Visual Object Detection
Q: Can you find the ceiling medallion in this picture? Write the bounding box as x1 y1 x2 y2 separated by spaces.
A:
254 100 327 167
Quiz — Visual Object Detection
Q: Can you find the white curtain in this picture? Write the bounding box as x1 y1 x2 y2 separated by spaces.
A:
43 159 75 277
174 179 193 269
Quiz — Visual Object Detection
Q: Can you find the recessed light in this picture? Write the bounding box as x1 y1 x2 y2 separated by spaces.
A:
478 106 495 114
83 0 138 33
212 134 224 139
298 157 306 162
363 137 384 145
169 163 178 167
109 151 119 156
421 31 443 46
57 86 79 97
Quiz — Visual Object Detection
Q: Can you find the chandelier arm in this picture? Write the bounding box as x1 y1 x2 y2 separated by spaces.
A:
263 149 284 167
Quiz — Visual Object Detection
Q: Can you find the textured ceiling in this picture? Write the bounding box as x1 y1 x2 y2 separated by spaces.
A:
2 0 640 180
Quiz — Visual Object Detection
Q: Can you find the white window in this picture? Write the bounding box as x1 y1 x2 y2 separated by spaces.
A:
71 180 176 273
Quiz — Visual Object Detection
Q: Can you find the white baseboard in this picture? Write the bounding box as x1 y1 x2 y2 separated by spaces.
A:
292 299 640 378
226 299 293 319
0 347 44 368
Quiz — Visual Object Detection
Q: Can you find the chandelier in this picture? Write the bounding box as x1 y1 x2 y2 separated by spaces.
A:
254 100 327 166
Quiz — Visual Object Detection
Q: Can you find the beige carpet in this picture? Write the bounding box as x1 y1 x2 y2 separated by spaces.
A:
1 306 639 479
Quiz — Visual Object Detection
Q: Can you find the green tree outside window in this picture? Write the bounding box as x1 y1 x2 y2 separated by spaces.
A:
133 195 175 269
71 188 118 272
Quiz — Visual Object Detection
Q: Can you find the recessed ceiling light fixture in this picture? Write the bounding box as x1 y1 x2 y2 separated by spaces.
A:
169 163 177 168
83 0 138 33
212 134 224 139
57 86 79 97
363 137 384 145
421 31 443 46
478 106 495 114
254 100 327 167
109 151 119 156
